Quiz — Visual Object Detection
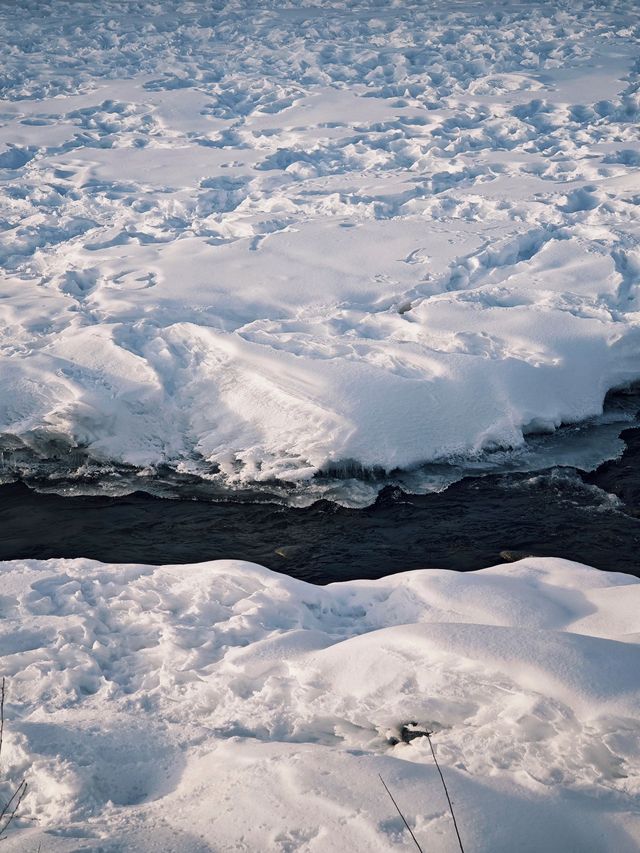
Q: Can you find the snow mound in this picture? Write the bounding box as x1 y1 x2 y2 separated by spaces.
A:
1 1 640 489
1 556 640 850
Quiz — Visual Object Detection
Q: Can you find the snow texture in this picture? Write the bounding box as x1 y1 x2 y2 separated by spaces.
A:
1 1 640 492
1 556 640 851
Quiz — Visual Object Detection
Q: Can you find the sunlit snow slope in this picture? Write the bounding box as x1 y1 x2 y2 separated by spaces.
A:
1 1 640 485
1 557 640 851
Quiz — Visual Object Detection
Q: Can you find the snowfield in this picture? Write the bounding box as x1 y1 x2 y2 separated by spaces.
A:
4 4 640 850
0 556 639 851
1 1 640 492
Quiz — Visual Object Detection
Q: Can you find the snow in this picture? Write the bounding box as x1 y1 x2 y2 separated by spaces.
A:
3 6 640 849
1 555 640 851
1 1 640 495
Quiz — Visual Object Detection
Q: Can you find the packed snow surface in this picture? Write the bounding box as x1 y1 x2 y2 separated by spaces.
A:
0 556 639 851
1 0 640 491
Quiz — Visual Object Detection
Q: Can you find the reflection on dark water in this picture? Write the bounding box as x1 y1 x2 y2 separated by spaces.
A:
1 428 639 584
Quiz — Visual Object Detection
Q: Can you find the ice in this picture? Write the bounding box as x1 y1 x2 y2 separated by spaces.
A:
0 1 639 492
1 555 640 850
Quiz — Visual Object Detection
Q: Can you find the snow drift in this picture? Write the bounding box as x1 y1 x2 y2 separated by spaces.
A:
1 0 640 489
1 556 640 851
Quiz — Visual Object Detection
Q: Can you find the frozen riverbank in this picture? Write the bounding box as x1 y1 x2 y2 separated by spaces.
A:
2 379 640 578
1 556 640 851
0 426 639 580
1 0 640 485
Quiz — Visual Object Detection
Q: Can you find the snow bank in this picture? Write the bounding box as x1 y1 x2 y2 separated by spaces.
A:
1 1 640 489
1 556 640 850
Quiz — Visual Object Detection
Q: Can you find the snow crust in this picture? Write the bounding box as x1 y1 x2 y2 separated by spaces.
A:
1 1 640 490
1 556 640 851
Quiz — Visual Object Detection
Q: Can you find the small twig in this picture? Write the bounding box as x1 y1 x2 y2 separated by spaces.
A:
0 780 27 839
378 774 425 853
0 679 28 841
0 780 26 826
425 731 465 853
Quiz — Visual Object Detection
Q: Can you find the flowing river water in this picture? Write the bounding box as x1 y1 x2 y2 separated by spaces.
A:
1 422 638 584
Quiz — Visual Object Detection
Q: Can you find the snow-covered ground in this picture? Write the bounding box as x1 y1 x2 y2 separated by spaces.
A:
1 1 640 495
3 5 640 851
0 556 639 851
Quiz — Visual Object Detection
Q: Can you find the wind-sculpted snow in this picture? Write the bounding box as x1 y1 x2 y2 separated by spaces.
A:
1 556 640 850
1 1 640 495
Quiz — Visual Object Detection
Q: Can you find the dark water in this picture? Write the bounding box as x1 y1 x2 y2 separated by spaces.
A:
0 427 639 583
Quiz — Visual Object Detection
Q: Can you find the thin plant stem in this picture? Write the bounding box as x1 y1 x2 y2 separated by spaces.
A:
378 774 425 853
425 732 465 853
0 781 26 838
0 680 27 841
